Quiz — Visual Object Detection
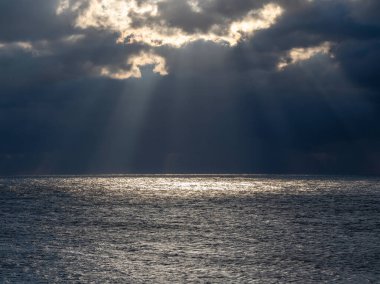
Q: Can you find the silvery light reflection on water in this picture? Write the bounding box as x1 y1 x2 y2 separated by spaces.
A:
1 175 379 283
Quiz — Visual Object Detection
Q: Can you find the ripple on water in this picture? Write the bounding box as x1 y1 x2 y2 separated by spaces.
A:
0 175 380 283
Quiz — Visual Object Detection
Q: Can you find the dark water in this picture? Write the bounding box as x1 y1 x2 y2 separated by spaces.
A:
1 176 379 283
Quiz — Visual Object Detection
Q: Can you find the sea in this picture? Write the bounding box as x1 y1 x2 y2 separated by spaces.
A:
0 175 379 283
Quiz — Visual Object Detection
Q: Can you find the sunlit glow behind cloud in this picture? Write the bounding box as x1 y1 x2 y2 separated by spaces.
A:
57 0 283 47
278 42 332 70
56 0 284 78
0 34 86 57
100 51 168 79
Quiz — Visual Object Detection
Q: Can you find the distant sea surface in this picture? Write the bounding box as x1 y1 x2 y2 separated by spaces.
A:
1 175 379 283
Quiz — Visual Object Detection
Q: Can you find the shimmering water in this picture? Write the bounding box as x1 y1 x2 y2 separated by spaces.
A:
1 175 379 283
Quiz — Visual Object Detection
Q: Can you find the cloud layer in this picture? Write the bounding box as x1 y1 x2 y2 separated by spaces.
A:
58 0 283 47
0 0 380 174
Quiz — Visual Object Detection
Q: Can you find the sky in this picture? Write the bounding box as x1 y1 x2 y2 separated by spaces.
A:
0 0 379 175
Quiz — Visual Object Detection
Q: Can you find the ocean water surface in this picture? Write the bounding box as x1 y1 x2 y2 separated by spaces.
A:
1 175 379 283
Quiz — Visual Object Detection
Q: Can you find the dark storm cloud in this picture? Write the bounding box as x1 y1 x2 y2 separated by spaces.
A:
0 0 380 175
335 39 380 90
154 0 273 33
0 0 76 41
0 31 147 88
155 0 216 33
251 0 380 50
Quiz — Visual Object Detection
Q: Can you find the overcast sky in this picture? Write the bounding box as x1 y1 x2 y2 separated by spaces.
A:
0 0 379 175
